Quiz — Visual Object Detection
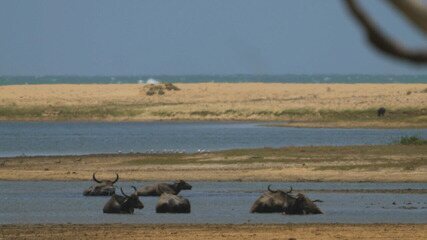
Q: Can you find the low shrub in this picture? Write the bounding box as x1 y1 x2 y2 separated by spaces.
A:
399 136 427 145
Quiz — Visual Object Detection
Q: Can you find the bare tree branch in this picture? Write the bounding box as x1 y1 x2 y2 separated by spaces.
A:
387 0 427 35
344 0 427 64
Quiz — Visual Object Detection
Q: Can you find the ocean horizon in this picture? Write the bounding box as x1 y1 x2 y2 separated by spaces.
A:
1 74 427 85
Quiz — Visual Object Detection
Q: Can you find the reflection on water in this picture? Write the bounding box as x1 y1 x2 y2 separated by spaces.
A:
1 121 426 157
1 181 426 224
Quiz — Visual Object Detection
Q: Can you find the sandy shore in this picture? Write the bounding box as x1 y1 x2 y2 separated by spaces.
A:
1 224 426 240
0 83 426 127
1 145 425 182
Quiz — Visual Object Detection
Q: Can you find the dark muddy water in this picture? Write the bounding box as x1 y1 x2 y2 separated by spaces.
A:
1 121 426 157
1 181 426 224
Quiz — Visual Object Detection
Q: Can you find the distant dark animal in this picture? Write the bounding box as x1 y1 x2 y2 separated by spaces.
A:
137 180 192 196
377 107 386 117
103 186 144 214
83 172 119 196
156 193 191 213
250 185 322 215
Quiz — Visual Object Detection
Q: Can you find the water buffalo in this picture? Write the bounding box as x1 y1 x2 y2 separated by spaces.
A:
137 180 192 196
103 186 144 214
156 193 191 213
250 185 322 215
377 107 386 117
83 172 119 196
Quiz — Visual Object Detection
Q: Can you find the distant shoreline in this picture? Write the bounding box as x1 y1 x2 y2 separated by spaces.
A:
1 74 427 85
0 119 426 129
1 83 426 128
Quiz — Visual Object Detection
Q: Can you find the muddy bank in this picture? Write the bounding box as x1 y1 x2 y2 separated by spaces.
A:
1 224 426 240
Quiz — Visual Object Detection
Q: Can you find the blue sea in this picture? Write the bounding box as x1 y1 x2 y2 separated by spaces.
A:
0 75 427 85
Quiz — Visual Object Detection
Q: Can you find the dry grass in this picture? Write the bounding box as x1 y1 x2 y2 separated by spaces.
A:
0 83 426 127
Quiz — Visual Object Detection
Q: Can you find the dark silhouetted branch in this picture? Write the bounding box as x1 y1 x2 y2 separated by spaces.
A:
344 0 427 64
387 0 427 36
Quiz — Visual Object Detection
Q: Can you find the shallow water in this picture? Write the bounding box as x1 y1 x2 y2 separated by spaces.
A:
1 181 426 224
1 122 426 157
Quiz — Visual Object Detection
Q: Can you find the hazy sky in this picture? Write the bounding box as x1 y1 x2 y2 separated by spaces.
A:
1 0 426 75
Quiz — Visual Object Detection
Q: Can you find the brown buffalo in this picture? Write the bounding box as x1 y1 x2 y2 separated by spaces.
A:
137 180 192 196
156 193 191 213
251 185 322 215
103 186 144 214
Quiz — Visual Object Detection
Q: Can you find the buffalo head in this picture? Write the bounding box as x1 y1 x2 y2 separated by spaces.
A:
83 172 119 196
175 180 192 191
286 193 322 215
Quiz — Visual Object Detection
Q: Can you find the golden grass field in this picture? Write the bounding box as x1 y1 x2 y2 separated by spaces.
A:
1 224 426 240
0 83 426 127
1 145 426 182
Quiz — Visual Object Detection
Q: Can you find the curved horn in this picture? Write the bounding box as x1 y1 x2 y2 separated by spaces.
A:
267 185 278 193
112 173 119 184
131 186 137 192
120 187 130 198
287 186 293 194
92 172 101 183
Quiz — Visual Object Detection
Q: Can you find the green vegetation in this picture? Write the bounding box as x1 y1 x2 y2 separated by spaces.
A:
145 83 180 96
124 144 427 172
0 104 145 120
190 111 220 116
243 107 426 123
164 83 180 91
0 104 426 128
314 158 426 171
0 106 45 118
399 136 427 145
316 108 427 122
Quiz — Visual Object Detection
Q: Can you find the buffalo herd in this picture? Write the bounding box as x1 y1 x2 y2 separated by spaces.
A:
83 172 323 215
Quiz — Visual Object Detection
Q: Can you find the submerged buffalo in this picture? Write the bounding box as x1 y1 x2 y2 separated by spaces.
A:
137 180 192 196
156 193 191 213
250 185 322 215
103 186 144 214
83 172 119 196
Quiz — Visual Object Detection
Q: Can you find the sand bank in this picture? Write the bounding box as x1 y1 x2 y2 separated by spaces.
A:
0 83 426 127
1 145 425 182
